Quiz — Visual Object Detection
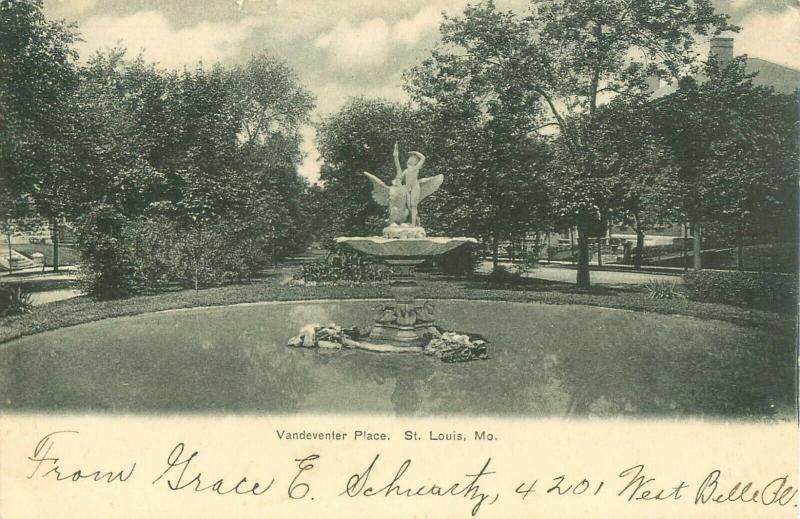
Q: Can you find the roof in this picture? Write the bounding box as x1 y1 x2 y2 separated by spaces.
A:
653 56 800 97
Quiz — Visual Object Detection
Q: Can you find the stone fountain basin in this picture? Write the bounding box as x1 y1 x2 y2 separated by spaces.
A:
336 236 477 259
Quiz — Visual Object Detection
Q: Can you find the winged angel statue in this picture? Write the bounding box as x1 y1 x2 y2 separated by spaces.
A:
364 142 443 233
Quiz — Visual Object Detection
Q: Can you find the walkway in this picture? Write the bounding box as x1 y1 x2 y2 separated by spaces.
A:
526 264 682 285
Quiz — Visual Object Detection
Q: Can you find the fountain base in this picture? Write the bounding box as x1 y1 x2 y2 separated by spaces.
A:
369 321 437 343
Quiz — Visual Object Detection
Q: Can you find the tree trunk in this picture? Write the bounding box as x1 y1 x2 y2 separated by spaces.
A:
194 226 200 291
7 232 12 275
634 232 645 270
633 214 644 270
569 227 575 265
736 224 744 271
576 223 590 288
682 222 688 272
491 233 499 272
52 218 60 273
691 221 702 271
547 232 551 263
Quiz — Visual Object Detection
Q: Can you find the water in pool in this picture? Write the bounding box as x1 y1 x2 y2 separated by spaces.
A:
0 300 793 419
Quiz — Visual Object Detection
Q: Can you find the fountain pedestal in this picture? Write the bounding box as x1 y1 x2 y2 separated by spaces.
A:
368 258 432 345
335 236 477 351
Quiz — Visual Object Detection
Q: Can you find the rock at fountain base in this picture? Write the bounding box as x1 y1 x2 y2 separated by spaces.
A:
382 223 426 239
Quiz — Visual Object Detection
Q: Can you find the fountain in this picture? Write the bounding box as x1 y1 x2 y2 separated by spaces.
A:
288 143 483 358
335 235 476 351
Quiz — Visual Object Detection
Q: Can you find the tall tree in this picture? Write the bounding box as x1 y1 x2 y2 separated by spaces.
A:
0 0 79 271
405 6 552 269
654 56 798 270
593 97 679 269
416 0 733 286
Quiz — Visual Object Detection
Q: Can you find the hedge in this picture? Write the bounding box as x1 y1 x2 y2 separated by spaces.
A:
683 270 797 312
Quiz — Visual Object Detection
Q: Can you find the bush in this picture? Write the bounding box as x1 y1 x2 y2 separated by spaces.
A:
75 209 281 300
74 206 139 300
683 270 797 312
436 246 479 277
125 216 182 293
0 284 33 316
292 246 392 285
645 279 684 299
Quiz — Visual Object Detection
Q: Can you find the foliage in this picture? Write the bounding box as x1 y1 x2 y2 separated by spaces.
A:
683 270 797 312
48 46 316 299
404 5 552 266
654 57 799 264
73 206 138 300
0 284 33 316
75 207 291 298
0 0 79 224
592 98 680 268
413 0 732 286
436 246 479 277
645 279 684 300
291 246 392 285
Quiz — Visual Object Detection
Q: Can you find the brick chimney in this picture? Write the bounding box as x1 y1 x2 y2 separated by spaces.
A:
710 37 734 63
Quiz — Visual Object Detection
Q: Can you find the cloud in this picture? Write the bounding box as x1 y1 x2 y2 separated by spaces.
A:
315 18 392 69
53 0 97 14
76 11 257 68
313 77 406 115
393 6 443 46
735 7 800 68
314 6 443 69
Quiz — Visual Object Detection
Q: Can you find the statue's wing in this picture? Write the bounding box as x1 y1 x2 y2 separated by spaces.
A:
418 174 444 202
363 171 390 206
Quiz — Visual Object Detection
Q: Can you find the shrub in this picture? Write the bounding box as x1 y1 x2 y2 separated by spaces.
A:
683 270 797 312
0 284 33 316
125 216 182 293
645 279 684 299
74 206 139 300
292 246 392 285
436 246 479 277
74 207 284 299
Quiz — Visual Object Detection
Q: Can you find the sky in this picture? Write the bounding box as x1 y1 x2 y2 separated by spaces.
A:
45 0 800 183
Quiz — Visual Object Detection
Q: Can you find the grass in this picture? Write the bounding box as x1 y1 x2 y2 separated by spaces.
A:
0 272 794 346
10 244 80 267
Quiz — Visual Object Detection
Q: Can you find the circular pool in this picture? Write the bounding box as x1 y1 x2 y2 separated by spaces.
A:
0 300 793 419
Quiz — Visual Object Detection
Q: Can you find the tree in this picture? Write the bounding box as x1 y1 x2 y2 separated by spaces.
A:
592 97 679 269
416 0 733 286
0 0 80 272
405 6 552 269
654 56 798 270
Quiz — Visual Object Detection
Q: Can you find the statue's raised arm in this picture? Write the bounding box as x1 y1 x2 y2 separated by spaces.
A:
393 142 403 180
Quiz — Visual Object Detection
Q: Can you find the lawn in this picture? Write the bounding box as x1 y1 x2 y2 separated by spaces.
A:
11 243 80 267
0 273 793 345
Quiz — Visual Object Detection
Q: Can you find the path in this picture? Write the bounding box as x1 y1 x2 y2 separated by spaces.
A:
527 264 682 285
29 289 82 306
